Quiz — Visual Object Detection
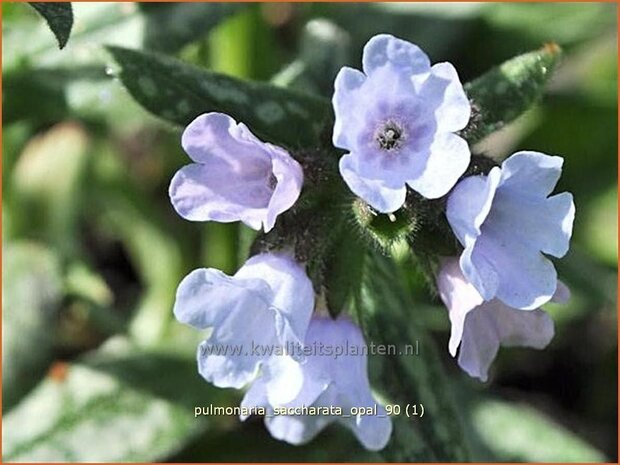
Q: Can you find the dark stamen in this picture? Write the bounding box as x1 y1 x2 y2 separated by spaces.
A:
377 123 403 151
268 173 278 190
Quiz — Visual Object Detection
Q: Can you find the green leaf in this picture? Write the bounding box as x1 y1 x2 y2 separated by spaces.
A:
106 46 332 149
3 340 231 462
140 3 245 53
323 227 366 317
360 252 470 461
462 44 562 144
2 242 62 411
472 399 606 462
29 2 73 49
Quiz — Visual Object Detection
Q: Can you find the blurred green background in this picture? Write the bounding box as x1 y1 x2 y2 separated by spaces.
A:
2 2 617 462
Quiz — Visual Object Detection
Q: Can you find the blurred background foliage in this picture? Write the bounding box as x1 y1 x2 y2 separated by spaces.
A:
2 2 617 462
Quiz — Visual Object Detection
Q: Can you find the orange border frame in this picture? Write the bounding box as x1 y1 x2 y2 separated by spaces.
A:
0 1 617 464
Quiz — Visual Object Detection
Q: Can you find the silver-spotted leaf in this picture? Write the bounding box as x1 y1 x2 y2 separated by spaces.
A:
106 46 332 149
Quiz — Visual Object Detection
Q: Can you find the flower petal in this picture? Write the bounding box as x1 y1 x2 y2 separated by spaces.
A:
458 301 554 382
181 113 268 165
339 154 407 213
405 131 471 199
552 280 571 304
264 387 339 446
264 147 304 232
437 258 485 356
500 151 564 197
447 167 501 247
332 67 367 149
169 163 271 230
197 298 277 388
174 266 279 389
263 355 329 407
487 189 575 258
459 243 500 302
309 317 393 451
362 34 430 77
239 377 269 420
418 62 470 132
469 228 557 309
173 268 271 330
339 392 393 451
235 253 314 346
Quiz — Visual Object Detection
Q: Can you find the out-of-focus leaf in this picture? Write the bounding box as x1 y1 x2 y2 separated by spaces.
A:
207 8 260 78
4 3 141 73
3 206 14 242
11 123 89 257
173 417 379 462
2 7 145 129
272 19 351 97
3 72 68 126
360 252 470 461
549 34 617 106
29 2 73 49
201 223 240 275
481 3 616 47
374 2 485 18
462 44 562 145
322 3 476 60
472 399 606 462
557 247 617 308
3 2 31 21
88 145 184 345
3 66 107 126
140 3 245 53
65 262 114 308
3 339 231 462
2 122 32 197
523 96 617 198
582 187 617 267
3 242 62 411
106 46 332 149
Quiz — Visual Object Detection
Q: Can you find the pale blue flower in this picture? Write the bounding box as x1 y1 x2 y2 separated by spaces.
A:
240 316 392 451
437 258 569 381
173 252 314 389
332 34 471 213
170 112 303 232
446 151 575 310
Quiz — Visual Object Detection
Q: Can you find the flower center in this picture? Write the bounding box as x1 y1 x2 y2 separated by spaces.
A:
268 173 278 190
376 122 404 151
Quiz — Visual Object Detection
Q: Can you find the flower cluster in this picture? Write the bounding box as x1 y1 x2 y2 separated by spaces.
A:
441 151 574 380
173 253 391 450
169 33 575 449
170 110 390 449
